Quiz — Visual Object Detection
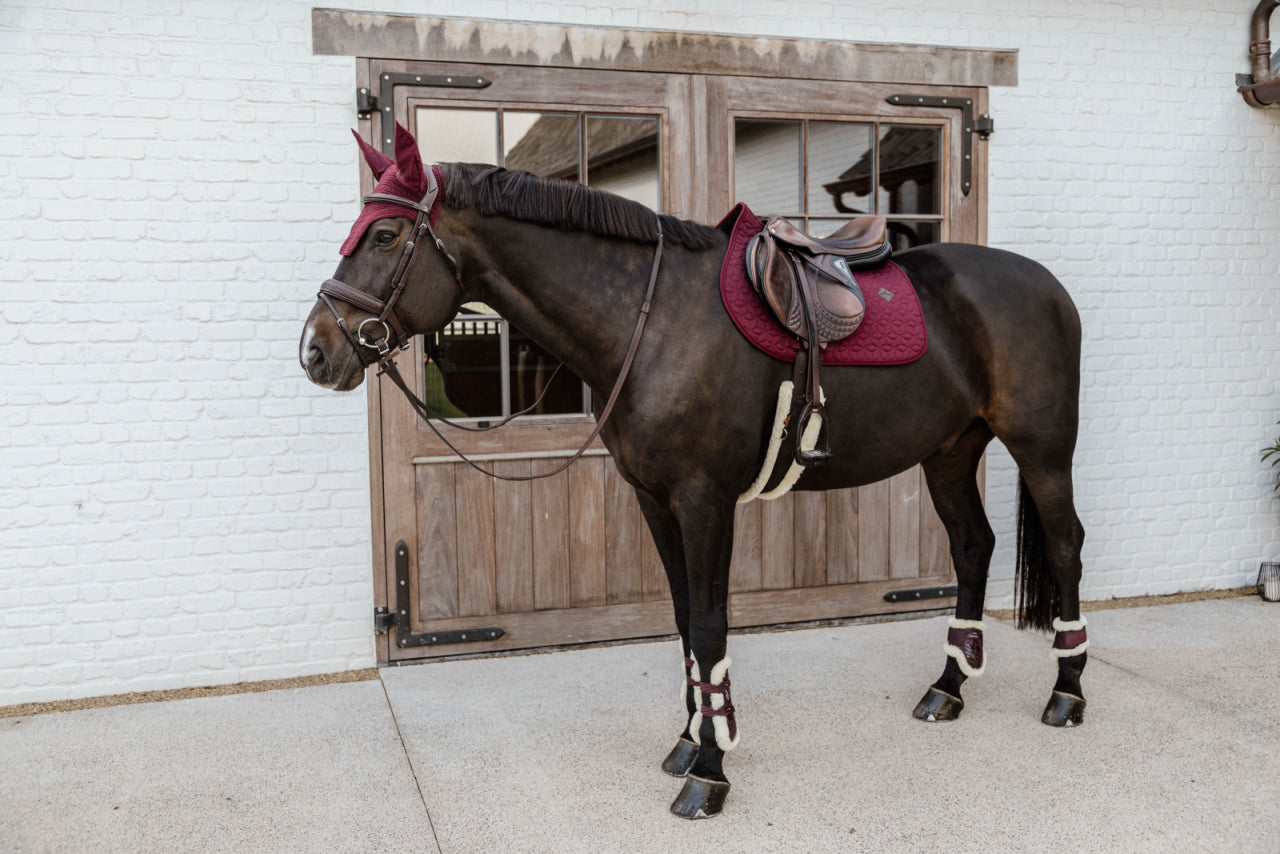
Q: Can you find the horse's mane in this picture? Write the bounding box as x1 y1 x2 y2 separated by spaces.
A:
438 162 721 251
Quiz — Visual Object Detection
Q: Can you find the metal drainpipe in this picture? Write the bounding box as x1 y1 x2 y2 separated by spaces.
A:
1240 0 1280 107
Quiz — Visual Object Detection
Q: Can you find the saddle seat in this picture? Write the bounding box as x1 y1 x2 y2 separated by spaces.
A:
763 215 890 261
745 213 894 468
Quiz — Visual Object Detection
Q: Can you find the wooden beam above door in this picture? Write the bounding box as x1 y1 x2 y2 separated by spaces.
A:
312 10 1018 88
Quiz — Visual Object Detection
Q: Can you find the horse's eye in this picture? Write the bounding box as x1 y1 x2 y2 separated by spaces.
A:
375 230 396 245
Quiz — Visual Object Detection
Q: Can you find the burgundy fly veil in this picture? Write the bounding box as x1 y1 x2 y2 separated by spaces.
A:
340 122 444 255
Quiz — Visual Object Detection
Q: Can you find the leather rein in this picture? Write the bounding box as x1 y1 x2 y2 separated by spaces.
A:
317 170 665 483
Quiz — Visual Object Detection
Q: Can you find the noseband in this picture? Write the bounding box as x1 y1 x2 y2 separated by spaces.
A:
317 167 461 369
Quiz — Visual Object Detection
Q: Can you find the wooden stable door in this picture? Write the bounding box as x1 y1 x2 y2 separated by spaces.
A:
363 58 984 662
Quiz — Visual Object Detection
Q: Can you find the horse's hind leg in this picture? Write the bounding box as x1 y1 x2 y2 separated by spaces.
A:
1008 461 1088 727
634 490 699 777
914 422 996 722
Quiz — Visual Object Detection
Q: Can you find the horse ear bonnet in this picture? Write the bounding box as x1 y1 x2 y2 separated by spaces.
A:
340 122 443 256
352 128 394 179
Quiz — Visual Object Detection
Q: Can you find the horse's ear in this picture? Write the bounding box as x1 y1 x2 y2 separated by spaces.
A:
351 129 394 179
393 121 426 192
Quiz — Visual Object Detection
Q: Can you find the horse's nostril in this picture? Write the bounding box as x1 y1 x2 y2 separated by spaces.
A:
303 344 326 373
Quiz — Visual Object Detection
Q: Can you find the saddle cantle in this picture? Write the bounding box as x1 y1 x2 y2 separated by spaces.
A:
743 214 894 467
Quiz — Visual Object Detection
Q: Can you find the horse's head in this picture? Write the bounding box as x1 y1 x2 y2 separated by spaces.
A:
300 123 466 391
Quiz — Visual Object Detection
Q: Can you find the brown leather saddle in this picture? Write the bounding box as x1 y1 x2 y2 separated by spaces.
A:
746 214 892 466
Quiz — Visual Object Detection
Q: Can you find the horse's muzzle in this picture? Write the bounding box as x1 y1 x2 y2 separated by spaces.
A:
300 314 364 391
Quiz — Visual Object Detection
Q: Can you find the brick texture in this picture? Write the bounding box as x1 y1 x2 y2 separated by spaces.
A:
2 0 1278 704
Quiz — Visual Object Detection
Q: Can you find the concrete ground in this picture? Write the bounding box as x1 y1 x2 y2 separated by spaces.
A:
2 597 1278 853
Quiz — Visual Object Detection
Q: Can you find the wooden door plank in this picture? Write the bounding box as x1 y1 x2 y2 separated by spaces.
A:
825 487 859 585
760 493 795 589
493 459 534 615
397 572 956 660
857 478 890 582
918 467 952 579
727 576 956 629
568 456 607 607
730 499 762 593
454 464 497 617
604 462 644 604
888 467 921 580
532 461 572 611
415 463 458 620
792 491 827 588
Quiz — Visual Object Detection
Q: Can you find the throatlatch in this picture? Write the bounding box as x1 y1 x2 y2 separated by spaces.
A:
944 618 987 678
685 654 740 751
1050 616 1089 658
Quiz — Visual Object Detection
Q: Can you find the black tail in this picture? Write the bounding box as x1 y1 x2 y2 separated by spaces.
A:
1015 477 1057 631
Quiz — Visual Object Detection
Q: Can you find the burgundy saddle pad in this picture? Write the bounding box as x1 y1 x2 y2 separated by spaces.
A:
717 203 927 366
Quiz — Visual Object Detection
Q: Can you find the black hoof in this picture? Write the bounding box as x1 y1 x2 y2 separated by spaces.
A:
1042 690 1086 727
913 686 964 722
670 774 730 819
661 738 699 777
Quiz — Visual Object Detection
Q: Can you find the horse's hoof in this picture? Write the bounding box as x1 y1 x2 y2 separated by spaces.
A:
661 738 699 777
670 774 730 819
1042 690 1086 727
913 686 964 722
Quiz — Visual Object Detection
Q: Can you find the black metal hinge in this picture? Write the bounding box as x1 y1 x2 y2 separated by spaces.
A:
885 93 993 196
883 585 959 603
375 540 506 648
360 73 492 153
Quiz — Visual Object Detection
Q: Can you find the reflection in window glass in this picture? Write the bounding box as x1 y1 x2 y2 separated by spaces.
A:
503 113 580 180
414 108 498 164
734 119 802 214
808 122 874 217
586 115 660 209
886 220 941 251
425 313 503 419
509 330 585 416
877 126 941 215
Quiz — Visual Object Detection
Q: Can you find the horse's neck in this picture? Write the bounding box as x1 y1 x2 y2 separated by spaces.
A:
462 214 665 392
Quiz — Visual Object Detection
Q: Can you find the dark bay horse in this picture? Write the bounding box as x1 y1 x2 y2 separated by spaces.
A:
301 125 1087 820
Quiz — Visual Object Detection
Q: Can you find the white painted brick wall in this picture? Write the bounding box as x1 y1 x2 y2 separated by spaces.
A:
3 0 1278 704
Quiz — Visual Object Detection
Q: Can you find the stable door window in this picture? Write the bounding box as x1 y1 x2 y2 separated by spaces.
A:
733 118 943 250
412 106 661 420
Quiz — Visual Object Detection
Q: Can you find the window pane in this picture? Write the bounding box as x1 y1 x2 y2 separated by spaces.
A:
878 126 941 215
887 220 942 251
734 119 802 214
424 315 503 419
503 112 580 180
586 115 660 209
413 108 498 164
509 329 585 416
808 122 874 216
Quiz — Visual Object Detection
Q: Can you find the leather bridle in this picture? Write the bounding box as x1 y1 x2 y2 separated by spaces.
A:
318 168 457 368
315 167 666 482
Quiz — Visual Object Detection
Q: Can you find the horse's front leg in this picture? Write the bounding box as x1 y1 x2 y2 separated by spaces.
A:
914 427 994 722
633 490 699 778
667 486 737 819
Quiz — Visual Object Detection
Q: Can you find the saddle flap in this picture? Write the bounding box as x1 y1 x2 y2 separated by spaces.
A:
747 228 866 345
